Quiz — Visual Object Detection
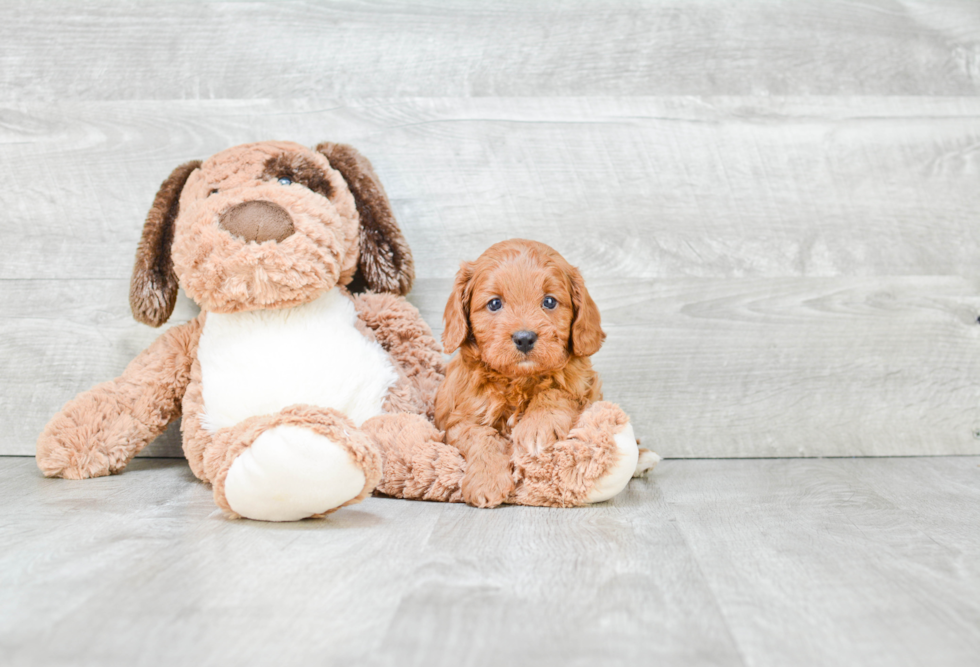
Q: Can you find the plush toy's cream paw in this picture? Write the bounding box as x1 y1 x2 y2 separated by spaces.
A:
224 425 366 521
584 422 639 504
634 448 661 477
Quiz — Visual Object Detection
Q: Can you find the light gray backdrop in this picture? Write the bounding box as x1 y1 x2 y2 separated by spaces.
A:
3 0 980 457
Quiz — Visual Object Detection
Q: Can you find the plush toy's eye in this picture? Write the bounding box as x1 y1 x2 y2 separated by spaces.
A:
543 296 558 310
278 177 293 186
487 298 503 312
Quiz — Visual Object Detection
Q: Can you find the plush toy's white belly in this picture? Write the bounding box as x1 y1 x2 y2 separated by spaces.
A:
197 287 397 433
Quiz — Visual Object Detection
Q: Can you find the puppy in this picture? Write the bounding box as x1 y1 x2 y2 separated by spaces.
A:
435 239 658 508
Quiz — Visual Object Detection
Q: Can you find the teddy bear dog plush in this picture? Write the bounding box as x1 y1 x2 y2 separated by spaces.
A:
37 140 651 520
36 141 451 521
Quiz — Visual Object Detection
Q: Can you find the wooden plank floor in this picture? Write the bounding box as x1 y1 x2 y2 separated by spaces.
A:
2 455 978 667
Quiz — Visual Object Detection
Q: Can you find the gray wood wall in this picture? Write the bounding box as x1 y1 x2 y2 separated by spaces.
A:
3 0 980 458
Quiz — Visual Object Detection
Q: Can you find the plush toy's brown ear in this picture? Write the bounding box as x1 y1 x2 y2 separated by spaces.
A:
129 160 200 327
315 142 414 296
442 261 475 354
568 266 605 357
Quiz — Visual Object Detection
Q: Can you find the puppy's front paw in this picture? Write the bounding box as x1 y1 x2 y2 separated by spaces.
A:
512 412 571 456
461 459 514 508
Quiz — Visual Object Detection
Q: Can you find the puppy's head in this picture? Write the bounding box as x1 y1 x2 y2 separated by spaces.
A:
129 141 413 326
443 239 604 376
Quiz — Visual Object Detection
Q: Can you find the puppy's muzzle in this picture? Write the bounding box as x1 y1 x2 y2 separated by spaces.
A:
219 201 295 243
512 330 537 354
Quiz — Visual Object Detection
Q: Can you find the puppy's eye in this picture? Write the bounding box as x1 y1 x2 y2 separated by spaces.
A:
278 177 293 186
487 298 503 312
543 296 558 310
209 189 219 196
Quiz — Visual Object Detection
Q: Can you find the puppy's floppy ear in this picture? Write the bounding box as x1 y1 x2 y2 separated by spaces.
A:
315 142 414 296
129 160 200 327
442 261 475 354
568 266 605 357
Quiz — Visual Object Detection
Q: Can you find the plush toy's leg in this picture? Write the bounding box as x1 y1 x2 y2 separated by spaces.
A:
362 413 464 503
634 448 662 478
202 405 382 521
511 401 642 507
36 318 202 480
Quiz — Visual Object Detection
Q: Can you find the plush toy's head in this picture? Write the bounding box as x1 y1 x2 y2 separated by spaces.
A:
130 141 414 326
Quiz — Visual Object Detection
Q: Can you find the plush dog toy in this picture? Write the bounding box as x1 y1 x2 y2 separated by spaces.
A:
36 140 447 521
372 239 659 507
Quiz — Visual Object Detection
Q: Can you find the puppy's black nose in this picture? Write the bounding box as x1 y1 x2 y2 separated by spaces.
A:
512 330 537 354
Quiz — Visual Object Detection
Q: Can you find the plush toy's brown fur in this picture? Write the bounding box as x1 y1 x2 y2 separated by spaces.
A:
37 141 439 519
37 143 649 518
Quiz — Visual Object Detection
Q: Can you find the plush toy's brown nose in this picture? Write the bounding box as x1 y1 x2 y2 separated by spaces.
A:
218 201 295 243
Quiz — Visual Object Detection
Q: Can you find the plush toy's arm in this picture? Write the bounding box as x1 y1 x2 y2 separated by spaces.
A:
37 315 205 479
350 290 444 419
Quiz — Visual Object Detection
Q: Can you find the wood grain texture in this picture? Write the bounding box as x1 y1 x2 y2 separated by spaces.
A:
419 275 980 457
0 457 741 667
658 457 980 667
3 97 980 281
0 280 199 457
2 0 979 101
7 276 980 457
2 456 978 666
4 2 980 458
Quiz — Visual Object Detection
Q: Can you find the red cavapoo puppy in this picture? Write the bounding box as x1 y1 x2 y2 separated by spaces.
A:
435 239 658 508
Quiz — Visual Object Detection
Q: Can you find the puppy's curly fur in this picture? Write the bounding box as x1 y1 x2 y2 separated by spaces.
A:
435 239 611 507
